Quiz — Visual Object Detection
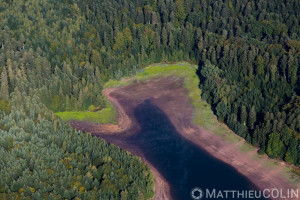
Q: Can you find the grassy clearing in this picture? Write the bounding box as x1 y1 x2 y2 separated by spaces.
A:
261 158 280 169
251 153 300 187
238 141 257 153
55 99 117 124
281 166 300 187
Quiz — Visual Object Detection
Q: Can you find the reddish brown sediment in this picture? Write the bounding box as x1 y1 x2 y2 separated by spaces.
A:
69 76 299 200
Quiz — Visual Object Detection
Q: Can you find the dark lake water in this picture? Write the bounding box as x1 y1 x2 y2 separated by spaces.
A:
125 100 266 200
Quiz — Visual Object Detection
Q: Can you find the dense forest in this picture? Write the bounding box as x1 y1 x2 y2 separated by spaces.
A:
0 0 299 198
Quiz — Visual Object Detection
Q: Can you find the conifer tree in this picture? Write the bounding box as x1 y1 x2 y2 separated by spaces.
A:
240 105 247 126
248 106 256 129
0 66 9 100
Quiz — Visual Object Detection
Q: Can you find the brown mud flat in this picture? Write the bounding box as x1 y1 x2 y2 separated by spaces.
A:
69 76 299 200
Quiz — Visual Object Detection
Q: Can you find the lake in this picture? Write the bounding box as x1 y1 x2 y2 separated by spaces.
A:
101 99 267 200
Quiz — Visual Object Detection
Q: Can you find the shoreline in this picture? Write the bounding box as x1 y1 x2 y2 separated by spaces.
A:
70 86 173 200
69 76 299 200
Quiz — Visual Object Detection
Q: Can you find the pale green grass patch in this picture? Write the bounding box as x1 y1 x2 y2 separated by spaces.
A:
55 99 117 124
262 158 280 169
280 166 300 187
251 153 262 162
55 111 101 122
238 141 256 153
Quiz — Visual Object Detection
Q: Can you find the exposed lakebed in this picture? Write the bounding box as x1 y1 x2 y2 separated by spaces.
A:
70 76 292 200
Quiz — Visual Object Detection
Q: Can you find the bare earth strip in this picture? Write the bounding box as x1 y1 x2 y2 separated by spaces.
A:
69 76 300 200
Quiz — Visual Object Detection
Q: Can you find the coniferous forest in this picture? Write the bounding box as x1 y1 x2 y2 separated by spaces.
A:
0 0 299 199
